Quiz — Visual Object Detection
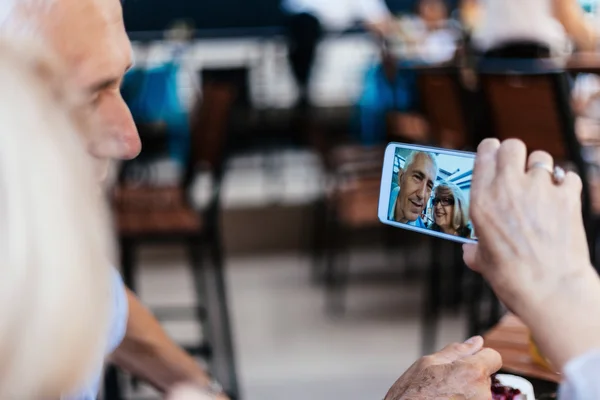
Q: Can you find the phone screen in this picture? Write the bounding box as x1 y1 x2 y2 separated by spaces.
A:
379 143 477 243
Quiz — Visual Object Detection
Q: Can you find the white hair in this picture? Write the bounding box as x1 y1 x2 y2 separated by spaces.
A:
0 0 57 40
0 41 113 398
403 150 439 176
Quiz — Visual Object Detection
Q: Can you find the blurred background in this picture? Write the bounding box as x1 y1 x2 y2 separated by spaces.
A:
107 0 600 399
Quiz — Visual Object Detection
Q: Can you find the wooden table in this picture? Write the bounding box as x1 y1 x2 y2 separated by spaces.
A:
567 53 600 74
484 314 561 383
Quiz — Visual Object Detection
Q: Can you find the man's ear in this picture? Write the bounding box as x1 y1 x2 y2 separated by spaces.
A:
397 169 404 185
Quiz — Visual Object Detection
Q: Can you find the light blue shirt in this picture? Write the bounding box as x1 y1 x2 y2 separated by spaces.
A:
67 268 129 400
559 349 600 399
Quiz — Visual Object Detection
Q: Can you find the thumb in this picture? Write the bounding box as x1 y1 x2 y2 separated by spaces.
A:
434 336 484 364
462 243 480 273
167 385 216 400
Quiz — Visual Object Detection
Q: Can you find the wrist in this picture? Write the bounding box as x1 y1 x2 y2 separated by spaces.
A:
508 262 594 318
521 266 600 369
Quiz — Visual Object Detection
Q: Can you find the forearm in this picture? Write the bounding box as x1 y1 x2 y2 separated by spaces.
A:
555 0 598 51
519 266 600 370
110 289 212 392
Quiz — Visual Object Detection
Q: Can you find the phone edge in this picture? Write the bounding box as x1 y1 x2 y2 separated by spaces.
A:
378 141 477 245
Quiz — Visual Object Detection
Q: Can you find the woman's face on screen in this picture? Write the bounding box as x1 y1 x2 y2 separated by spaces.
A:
433 189 455 230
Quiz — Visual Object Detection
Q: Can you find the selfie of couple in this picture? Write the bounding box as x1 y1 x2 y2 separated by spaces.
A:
388 150 474 239
1 0 600 399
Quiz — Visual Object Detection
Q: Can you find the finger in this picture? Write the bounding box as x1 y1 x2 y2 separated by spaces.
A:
526 150 554 182
434 336 484 363
464 348 503 376
472 139 500 194
462 243 480 273
563 170 583 194
496 139 527 177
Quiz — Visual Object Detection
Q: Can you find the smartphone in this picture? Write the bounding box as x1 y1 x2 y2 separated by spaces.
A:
378 142 477 244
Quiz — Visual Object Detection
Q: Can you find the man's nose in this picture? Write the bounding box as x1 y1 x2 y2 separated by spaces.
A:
100 96 141 161
416 183 427 199
114 99 141 160
115 123 141 160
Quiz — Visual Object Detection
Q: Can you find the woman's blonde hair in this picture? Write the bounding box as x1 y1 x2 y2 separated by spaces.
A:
433 181 470 232
0 40 113 398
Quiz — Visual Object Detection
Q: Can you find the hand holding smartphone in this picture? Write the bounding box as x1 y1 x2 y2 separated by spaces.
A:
378 142 477 243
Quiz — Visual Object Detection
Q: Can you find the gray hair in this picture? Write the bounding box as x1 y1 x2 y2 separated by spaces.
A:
403 150 439 176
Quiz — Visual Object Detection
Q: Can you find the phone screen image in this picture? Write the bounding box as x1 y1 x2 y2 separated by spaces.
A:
379 143 477 244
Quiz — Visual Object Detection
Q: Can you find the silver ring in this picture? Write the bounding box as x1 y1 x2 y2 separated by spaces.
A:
529 162 554 175
553 166 566 185
529 162 566 185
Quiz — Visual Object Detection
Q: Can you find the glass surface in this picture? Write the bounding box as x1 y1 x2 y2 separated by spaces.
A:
386 145 476 241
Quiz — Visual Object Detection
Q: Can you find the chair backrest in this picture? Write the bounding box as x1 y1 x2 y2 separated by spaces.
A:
483 41 551 59
478 58 593 233
185 76 238 188
478 59 578 161
417 67 472 150
483 74 569 158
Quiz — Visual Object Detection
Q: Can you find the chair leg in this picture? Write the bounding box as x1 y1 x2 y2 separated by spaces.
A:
324 218 349 316
488 288 502 330
310 198 328 284
467 272 485 337
103 365 123 400
450 243 465 310
188 239 213 356
422 237 441 355
120 238 136 291
208 235 240 400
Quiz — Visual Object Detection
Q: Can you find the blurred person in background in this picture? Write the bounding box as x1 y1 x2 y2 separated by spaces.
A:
429 181 473 239
358 0 456 145
392 0 458 62
465 138 600 398
0 0 227 399
457 0 482 32
471 0 598 58
282 0 397 108
416 0 450 30
0 40 113 399
389 151 438 226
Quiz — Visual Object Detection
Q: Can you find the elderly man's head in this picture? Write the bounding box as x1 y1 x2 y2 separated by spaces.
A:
1 0 140 180
395 151 438 223
0 41 112 398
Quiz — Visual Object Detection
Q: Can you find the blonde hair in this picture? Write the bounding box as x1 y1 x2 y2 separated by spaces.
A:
433 181 470 232
0 41 113 398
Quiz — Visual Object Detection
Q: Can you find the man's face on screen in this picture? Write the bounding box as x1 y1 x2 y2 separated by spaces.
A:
396 154 436 223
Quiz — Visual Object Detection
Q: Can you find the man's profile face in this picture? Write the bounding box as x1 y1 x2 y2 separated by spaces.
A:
396 153 436 223
44 0 140 181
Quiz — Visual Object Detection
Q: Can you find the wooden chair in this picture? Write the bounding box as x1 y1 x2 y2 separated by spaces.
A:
417 66 475 150
315 144 386 314
472 58 598 336
104 79 240 399
415 66 479 354
479 58 594 248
